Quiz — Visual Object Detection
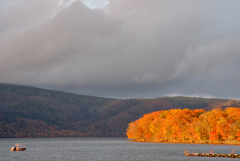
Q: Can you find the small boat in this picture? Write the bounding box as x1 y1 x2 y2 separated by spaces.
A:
11 143 26 151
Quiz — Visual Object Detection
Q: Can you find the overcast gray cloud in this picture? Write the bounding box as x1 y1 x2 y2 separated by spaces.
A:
1 0 240 99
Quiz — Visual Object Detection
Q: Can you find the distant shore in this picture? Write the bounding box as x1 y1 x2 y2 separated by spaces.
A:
128 140 240 145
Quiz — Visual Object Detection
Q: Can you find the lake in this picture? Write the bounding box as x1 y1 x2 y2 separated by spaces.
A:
0 137 240 161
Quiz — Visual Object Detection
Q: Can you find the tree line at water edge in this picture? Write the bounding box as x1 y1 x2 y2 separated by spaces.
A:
126 107 240 143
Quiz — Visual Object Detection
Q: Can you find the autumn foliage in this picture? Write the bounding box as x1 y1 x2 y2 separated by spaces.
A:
126 107 240 143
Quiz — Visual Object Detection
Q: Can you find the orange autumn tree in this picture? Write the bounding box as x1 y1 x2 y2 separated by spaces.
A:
126 108 240 143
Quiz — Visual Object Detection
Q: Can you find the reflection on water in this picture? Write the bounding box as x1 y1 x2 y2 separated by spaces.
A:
0 137 240 161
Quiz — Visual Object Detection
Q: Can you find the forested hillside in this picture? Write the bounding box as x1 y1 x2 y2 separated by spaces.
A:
0 83 239 138
127 108 240 144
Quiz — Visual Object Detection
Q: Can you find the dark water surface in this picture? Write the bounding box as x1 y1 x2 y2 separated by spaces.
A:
0 137 240 161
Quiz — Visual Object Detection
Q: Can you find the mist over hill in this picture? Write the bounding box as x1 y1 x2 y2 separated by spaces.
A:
0 83 239 138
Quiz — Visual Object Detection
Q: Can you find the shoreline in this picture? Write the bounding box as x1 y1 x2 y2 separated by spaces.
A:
128 140 240 145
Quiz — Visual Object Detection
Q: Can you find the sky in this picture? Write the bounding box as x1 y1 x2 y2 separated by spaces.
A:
1 0 240 99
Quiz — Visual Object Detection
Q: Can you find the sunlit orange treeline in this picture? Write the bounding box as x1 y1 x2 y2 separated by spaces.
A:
126 107 240 143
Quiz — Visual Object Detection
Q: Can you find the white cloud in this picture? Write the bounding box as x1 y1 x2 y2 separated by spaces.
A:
81 0 109 9
1 0 240 98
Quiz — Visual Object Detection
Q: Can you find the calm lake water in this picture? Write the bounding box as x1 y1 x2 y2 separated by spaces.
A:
0 137 240 161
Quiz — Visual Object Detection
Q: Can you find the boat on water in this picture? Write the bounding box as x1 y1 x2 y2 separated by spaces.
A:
11 143 26 151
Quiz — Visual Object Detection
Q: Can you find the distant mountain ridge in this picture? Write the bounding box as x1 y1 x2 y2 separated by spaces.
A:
0 83 239 138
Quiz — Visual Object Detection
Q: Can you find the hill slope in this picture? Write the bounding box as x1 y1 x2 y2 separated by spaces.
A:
0 83 239 138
